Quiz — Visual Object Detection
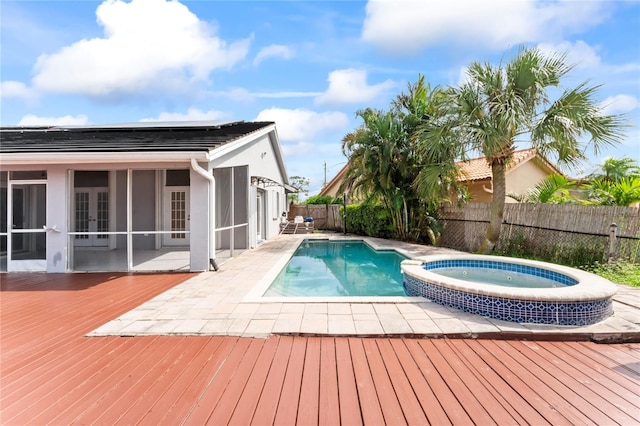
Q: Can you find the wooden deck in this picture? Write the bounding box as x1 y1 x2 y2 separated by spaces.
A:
2 273 639 425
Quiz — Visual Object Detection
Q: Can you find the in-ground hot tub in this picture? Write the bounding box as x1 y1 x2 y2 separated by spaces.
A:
402 255 617 326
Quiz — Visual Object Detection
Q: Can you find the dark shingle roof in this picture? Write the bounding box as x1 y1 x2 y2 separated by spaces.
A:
0 121 274 153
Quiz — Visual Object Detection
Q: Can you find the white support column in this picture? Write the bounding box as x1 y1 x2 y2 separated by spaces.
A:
127 168 133 271
108 170 117 250
230 168 235 257
155 170 162 250
67 169 74 271
45 167 66 272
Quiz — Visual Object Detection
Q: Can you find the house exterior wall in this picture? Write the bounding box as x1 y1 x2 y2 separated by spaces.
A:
46 166 68 273
211 133 287 244
319 165 347 198
506 160 551 200
212 134 284 181
189 165 210 271
462 161 555 204
466 180 493 203
319 177 341 198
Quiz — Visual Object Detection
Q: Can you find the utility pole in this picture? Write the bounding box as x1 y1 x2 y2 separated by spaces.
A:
323 161 327 187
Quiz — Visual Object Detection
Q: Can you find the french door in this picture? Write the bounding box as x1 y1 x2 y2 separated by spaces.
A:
163 187 190 246
74 187 109 247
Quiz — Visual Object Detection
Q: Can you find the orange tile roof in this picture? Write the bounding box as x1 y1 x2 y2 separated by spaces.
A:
321 148 562 193
455 148 556 182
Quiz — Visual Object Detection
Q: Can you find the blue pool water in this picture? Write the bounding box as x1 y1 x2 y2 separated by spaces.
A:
263 240 408 297
430 268 563 288
423 259 578 289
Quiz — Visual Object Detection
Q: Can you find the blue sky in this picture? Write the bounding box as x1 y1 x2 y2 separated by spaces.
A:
1 0 639 194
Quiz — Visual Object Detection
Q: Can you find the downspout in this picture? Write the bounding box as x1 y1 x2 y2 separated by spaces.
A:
191 158 219 271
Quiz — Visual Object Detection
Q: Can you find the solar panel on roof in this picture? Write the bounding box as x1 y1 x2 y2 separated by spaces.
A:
0 121 274 154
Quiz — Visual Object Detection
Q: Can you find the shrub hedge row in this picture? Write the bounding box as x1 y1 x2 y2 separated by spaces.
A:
341 204 394 239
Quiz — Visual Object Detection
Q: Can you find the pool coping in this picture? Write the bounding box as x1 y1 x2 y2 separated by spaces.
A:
402 255 618 302
87 234 640 342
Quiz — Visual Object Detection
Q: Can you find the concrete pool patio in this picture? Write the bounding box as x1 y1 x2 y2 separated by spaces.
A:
89 234 640 342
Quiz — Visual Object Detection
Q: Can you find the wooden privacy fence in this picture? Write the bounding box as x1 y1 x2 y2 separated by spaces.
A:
288 204 343 231
439 203 640 263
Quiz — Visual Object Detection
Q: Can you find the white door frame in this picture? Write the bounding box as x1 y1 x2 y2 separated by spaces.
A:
73 187 109 247
7 180 47 272
163 186 190 246
256 189 265 242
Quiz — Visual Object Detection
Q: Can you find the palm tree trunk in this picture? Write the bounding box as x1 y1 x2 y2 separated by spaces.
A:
477 161 506 254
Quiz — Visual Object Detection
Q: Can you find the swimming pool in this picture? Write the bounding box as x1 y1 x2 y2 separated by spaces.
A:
263 239 408 297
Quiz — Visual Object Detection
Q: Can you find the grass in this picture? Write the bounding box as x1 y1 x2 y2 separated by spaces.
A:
579 261 640 287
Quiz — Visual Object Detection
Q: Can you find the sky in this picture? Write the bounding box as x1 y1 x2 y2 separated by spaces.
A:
1 0 639 195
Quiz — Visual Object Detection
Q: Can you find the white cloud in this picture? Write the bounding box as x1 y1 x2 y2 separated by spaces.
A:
455 66 471 87
537 40 640 76
315 69 395 105
537 40 602 70
599 94 639 115
255 107 349 141
255 91 322 99
31 0 251 97
280 141 317 158
0 81 38 100
253 44 294 66
140 108 229 122
210 88 322 102
361 0 607 54
17 114 89 126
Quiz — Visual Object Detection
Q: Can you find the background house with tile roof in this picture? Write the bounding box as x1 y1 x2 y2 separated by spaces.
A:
456 148 562 203
319 148 562 204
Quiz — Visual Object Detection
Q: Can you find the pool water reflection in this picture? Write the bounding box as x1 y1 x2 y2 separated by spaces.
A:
263 240 407 297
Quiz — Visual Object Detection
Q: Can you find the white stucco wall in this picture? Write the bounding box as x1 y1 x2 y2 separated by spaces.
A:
189 164 210 271
46 166 68 272
506 161 551 199
212 134 286 183
211 132 288 244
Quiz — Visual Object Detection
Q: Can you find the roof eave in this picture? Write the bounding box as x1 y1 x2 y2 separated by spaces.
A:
207 123 289 184
0 151 210 165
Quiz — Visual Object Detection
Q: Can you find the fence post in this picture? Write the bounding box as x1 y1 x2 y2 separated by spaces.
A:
343 193 347 235
608 223 617 264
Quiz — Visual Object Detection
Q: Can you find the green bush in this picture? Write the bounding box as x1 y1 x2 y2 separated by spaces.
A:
495 232 533 258
580 261 640 287
304 195 341 205
340 204 393 238
496 232 606 267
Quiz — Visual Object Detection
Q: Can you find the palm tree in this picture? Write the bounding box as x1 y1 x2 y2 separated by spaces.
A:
584 176 640 206
341 76 448 241
341 108 416 240
590 157 640 182
415 47 626 253
511 174 578 204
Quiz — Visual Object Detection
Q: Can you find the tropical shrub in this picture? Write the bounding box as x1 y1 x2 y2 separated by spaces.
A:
341 204 394 239
341 76 452 242
304 195 342 205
